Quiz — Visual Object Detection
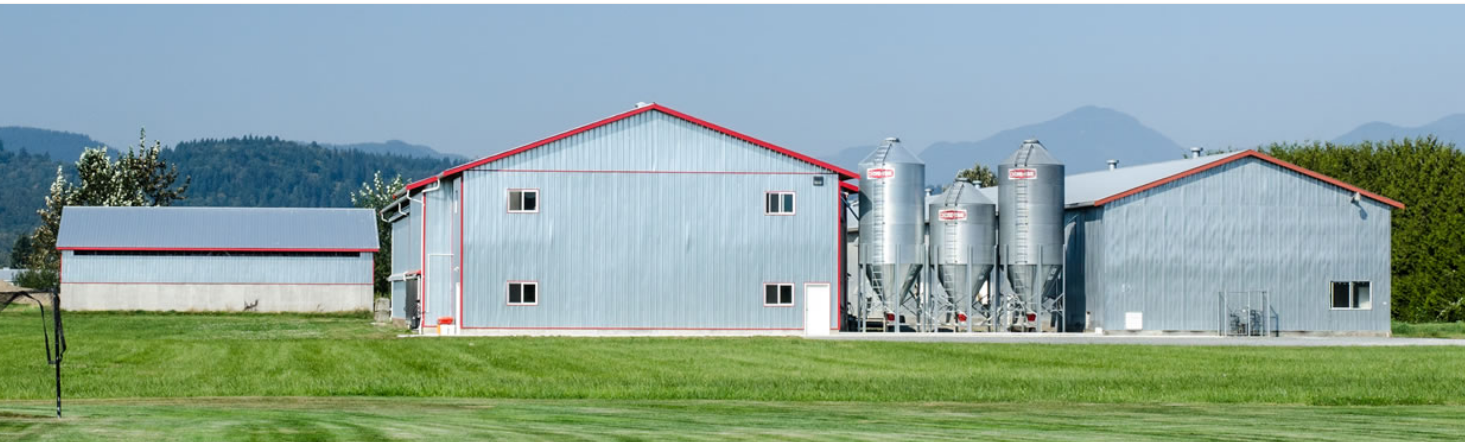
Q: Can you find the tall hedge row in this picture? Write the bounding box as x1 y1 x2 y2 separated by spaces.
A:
1264 137 1465 322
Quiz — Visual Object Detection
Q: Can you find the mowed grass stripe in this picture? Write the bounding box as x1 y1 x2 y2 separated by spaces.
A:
1 399 1464 441
1 309 1464 404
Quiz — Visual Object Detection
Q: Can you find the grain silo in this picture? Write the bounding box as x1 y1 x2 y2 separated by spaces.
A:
998 139 1065 331
856 138 926 332
928 181 997 332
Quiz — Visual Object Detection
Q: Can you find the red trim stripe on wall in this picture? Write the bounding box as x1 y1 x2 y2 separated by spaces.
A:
56 247 378 252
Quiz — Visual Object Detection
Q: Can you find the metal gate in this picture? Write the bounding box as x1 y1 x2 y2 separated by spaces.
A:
1218 291 1271 337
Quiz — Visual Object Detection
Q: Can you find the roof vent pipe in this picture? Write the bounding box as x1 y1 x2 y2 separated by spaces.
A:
1190 147 1203 159
1107 159 1118 170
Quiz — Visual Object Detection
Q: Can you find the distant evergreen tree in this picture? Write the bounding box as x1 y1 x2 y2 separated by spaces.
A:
9 234 32 269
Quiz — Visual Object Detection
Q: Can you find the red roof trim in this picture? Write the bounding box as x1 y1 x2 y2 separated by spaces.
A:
410 104 857 191
57 247 380 253
650 105 858 180
404 176 438 192
840 181 859 193
1091 150 1405 209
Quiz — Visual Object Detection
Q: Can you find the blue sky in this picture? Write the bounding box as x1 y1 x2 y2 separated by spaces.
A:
1 5 1461 158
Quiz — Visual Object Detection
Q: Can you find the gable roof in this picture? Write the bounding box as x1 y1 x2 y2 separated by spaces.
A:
57 206 380 252
979 149 1404 210
407 103 858 191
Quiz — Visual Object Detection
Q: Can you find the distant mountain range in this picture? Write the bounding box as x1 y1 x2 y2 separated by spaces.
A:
1332 114 1465 145
0 126 459 162
0 127 109 162
823 107 1465 186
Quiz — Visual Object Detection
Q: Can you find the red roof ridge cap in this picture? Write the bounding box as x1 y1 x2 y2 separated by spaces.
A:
407 104 858 191
1091 149 1403 209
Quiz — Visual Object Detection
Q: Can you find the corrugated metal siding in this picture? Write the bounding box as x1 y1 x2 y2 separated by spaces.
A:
420 179 461 326
389 210 416 318
391 280 406 319
454 111 840 330
1083 158 1391 332
61 251 373 284
391 207 419 274
1062 207 1104 331
462 171 838 329
58 207 378 250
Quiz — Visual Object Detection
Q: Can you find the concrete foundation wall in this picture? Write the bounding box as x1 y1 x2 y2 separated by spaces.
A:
62 283 372 312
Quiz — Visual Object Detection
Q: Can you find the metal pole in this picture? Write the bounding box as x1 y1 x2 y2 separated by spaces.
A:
857 267 863 333
966 263 974 333
50 292 64 418
892 271 902 334
54 359 61 418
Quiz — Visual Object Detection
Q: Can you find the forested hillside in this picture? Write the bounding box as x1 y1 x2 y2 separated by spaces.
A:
0 142 62 266
0 126 109 162
165 136 454 207
1265 137 1465 322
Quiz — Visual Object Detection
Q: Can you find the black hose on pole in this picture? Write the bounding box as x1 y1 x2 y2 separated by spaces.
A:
50 290 64 418
0 289 65 418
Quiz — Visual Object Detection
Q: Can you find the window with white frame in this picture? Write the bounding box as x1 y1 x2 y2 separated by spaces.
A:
508 281 538 305
765 191 795 215
508 189 539 213
764 283 793 306
1330 281 1371 310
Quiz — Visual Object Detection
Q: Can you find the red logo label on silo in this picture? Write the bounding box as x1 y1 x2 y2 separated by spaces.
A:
938 209 967 221
1008 168 1037 180
867 167 895 179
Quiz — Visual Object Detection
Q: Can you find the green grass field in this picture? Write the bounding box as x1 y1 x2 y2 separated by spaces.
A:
2 307 1464 440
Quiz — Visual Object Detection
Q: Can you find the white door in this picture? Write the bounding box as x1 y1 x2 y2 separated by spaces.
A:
804 283 831 336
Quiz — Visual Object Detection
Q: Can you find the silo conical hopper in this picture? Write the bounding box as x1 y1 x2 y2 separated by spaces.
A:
928 181 997 311
857 138 926 314
998 140 1065 315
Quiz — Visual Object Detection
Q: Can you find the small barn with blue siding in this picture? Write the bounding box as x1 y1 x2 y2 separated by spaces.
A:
985 150 1403 335
385 103 858 334
58 206 379 312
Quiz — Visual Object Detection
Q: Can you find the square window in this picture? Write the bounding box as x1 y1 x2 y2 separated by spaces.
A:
509 189 539 213
765 283 793 306
1331 281 1372 310
509 281 538 306
765 192 795 215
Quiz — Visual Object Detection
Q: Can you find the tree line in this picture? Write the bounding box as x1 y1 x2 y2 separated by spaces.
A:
1263 137 1465 322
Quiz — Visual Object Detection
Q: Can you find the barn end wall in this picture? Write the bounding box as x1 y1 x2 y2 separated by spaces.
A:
444 110 842 331
1074 158 1392 334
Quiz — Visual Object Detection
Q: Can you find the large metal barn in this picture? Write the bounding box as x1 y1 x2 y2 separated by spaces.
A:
57 206 379 312
384 103 858 335
1014 150 1403 336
